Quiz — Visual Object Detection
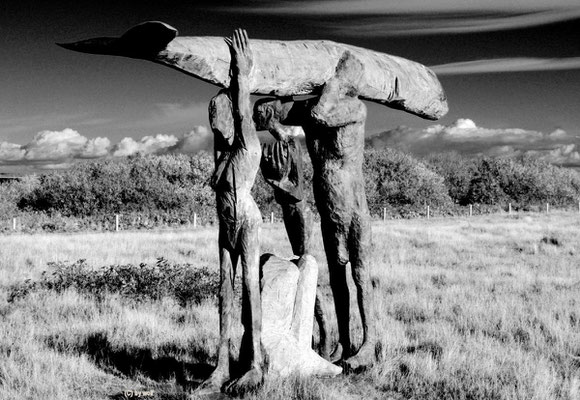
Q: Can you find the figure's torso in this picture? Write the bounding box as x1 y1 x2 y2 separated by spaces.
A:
303 106 368 216
213 131 262 249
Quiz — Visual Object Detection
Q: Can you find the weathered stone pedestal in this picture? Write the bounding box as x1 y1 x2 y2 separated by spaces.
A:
260 254 342 378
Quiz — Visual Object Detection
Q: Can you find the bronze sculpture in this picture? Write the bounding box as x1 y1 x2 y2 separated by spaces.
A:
253 52 375 370
59 20 449 390
205 29 263 394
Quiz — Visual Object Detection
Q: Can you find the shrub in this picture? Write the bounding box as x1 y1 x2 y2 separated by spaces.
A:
0 175 39 216
8 258 220 307
3 148 580 228
364 148 453 216
465 158 509 205
18 153 217 221
425 152 477 205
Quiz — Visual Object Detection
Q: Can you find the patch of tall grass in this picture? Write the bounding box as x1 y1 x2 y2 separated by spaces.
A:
1 214 580 399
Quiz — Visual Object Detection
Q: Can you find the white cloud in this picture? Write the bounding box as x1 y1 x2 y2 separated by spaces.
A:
167 126 213 154
449 119 477 130
38 162 75 170
548 128 568 138
541 144 580 165
218 1 580 36
80 137 111 158
325 10 580 37
112 134 179 157
111 126 215 157
24 129 112 162
0 126 213 168
367 118 580 167
431 57 580 75
225 0 580 15
0 142 26 161
23 128 88 161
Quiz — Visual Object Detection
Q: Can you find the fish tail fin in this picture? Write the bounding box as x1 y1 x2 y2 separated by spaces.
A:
120 21 178 55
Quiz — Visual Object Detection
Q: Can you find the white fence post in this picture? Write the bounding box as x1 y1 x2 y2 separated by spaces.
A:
469 204 473 217
270 212 274 224
12 217 16 231
427 205 430 219
508 203 512 215
383 207 387 221
546 203 549 213
115 214 120 232
193 213 197 228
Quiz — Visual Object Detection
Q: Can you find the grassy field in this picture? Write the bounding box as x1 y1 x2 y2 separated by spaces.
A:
1 212 580 399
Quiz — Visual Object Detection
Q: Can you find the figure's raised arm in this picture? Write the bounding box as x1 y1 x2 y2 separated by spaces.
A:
310 51 367 128
225 29 257 149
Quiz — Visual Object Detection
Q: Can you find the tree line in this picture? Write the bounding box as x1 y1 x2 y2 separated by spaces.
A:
1 148 579 225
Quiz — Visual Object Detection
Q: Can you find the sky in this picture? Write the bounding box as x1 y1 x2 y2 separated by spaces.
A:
0 0 579 173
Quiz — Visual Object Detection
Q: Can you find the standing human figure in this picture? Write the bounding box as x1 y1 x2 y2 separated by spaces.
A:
256 107 332 359
253 51 375 370
203 29 263 394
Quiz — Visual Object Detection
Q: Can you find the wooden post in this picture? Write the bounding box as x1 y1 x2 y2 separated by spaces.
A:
508 203 512 215
12 217 16 231
270 212 274 224
193 213 197 228
469 204 473 217
115 214 120 232
383 207 387 221
427 205 430 219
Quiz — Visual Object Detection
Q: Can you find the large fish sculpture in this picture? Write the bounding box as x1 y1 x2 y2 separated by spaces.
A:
58 21 448 120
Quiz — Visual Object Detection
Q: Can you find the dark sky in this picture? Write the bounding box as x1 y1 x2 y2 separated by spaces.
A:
1 0 579 172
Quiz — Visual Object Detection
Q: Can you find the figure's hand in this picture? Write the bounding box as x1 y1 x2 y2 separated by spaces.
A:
225 28 253 78
262 141 291 183
261 140 304 202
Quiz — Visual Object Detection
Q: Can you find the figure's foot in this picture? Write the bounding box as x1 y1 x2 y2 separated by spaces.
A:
319 337 332 361
330 343 350 364
224 366 263 397
195 367 229 394
342 342 375 373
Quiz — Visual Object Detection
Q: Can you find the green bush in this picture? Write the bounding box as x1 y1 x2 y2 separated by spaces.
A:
426 153 580 208
425 152 477 205
465 158 509 205
2 149 580 228
0 175 39 217
364 148 453 216
17 153 216 221
8 258 220 307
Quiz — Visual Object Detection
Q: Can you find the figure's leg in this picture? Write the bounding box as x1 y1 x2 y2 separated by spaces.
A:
281 200 312 256
201 242 237 390
239 220 262 370
344 211 375 370
314 290 332 359
225 215 263 396
320 217 351 362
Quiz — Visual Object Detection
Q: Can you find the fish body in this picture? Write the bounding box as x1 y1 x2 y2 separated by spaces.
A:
58 21 448 120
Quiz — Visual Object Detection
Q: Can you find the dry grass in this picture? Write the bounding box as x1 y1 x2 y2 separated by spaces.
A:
1 212 580 399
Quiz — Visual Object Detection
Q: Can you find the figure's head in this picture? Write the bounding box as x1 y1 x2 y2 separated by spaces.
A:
334 51 365 97
253 97 293 131
209 91 235 147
